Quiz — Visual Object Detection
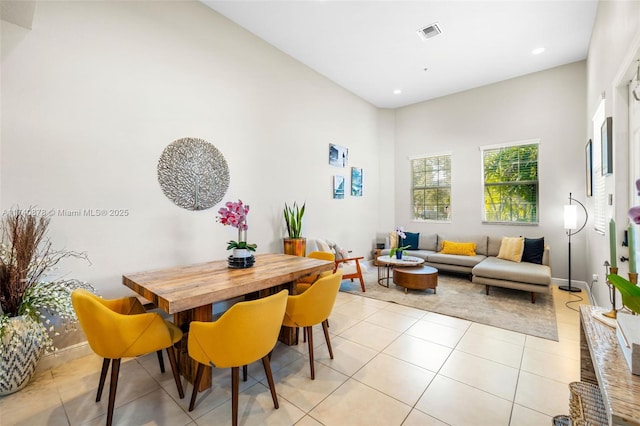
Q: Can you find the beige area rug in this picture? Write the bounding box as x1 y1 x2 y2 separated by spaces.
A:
341 268 558 341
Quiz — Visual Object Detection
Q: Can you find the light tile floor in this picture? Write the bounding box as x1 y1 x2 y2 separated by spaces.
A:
0 284 587 425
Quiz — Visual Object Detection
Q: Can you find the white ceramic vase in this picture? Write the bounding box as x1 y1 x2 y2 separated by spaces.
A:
233 248 252 258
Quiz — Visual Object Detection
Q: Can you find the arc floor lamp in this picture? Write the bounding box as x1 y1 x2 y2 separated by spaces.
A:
560 192 588 292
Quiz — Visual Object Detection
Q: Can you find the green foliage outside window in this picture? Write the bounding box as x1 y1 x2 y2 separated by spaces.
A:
483 143 538 223
411 155 451 221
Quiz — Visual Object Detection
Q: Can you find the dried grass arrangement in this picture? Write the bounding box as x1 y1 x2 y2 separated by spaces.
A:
0 208 92 350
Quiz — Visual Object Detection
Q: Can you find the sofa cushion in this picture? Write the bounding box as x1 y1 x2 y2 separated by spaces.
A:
427 253 486 268
404 250 433 261
404 232 420 250
497 237 524 262
487 236 502 257
522 237 545 264
440 241 476 256
418 233 438 251
472 257 551 286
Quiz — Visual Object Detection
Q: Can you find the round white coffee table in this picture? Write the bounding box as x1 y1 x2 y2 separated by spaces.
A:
376 255 425 287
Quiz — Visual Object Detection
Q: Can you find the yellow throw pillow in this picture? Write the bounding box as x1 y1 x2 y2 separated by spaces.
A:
497 237 525 262
389 231 398 249
440 240 476 256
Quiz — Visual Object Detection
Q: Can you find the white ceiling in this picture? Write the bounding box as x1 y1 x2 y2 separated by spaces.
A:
203 0 598 109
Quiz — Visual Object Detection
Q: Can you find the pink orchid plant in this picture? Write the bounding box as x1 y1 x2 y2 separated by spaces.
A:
217 200 257 252
389 225 410 258
630 179 640 225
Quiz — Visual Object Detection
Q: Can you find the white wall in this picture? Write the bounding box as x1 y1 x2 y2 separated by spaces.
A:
394 62 587 283
586 0 640 307
1 1 382 298
5 0 634 310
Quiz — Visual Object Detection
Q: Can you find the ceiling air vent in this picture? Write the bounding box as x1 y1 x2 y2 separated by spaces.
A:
417 23 442 41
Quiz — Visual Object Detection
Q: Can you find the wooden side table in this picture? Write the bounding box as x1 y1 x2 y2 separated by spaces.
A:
372 249 382 266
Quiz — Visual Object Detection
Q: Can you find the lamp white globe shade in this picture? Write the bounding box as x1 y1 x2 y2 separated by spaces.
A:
564 205 578 230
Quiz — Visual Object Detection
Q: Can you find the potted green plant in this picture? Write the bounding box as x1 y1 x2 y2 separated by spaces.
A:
283 202 306 256
389 245 411 260
389 226 410 259
0 208 91 395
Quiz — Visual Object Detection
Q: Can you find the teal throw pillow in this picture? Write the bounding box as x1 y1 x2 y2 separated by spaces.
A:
521 237 544 264
403 232 420 250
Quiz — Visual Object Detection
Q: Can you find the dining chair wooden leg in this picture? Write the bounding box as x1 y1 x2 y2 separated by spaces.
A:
106 358 121 426
261 355 279 409
188 363 205 412
96 358 110 402
322 320 334 359
156 350 165 373
295 326 299 345
165 346 184 399
232 366 240 426
242 365 248 382
306 326 315 380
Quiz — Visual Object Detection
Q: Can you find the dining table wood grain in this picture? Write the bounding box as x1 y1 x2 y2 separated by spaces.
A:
122 253 334 390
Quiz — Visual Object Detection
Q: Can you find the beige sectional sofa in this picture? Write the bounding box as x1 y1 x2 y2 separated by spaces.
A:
380 233 551 303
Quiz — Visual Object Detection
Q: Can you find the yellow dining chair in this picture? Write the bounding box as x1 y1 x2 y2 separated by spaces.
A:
187 289 288 426
71 289 185 426
295 251 336 294
283 271 342 379
106 294 168 374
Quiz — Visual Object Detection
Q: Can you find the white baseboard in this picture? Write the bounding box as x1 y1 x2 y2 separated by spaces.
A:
37 341 92 372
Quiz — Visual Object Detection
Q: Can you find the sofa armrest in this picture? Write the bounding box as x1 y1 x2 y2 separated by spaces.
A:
542 245 551 268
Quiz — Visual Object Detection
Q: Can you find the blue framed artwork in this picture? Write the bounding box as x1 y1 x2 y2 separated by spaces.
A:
333 175 345 199
351 167 363 196
329 143 348 167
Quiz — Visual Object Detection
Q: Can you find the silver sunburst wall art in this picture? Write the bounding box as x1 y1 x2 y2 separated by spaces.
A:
157 137 230 211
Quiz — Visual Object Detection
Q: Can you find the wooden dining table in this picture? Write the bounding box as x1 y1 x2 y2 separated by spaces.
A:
122 252 334 390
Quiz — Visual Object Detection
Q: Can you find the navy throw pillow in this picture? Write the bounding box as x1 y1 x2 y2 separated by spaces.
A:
403 232 420 250
521 237 544 264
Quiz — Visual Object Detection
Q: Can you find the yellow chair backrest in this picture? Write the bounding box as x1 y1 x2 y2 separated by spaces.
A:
188 289 288 368
297 251 336 284
100 295 147 315
71 289 174 359
284 271 342 328
308 251 335 262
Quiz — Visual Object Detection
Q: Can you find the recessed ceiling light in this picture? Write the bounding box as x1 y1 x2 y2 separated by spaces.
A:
393 89 402 95
532 47 546 55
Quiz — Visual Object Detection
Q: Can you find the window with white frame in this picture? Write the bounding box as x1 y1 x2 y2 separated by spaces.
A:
411 153 451 221
481 141 539 224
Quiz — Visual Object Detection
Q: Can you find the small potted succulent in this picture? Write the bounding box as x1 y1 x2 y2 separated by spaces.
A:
283 202 306 256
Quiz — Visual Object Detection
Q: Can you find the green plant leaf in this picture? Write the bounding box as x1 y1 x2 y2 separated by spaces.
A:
284 201 305 238
607 274 640 314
